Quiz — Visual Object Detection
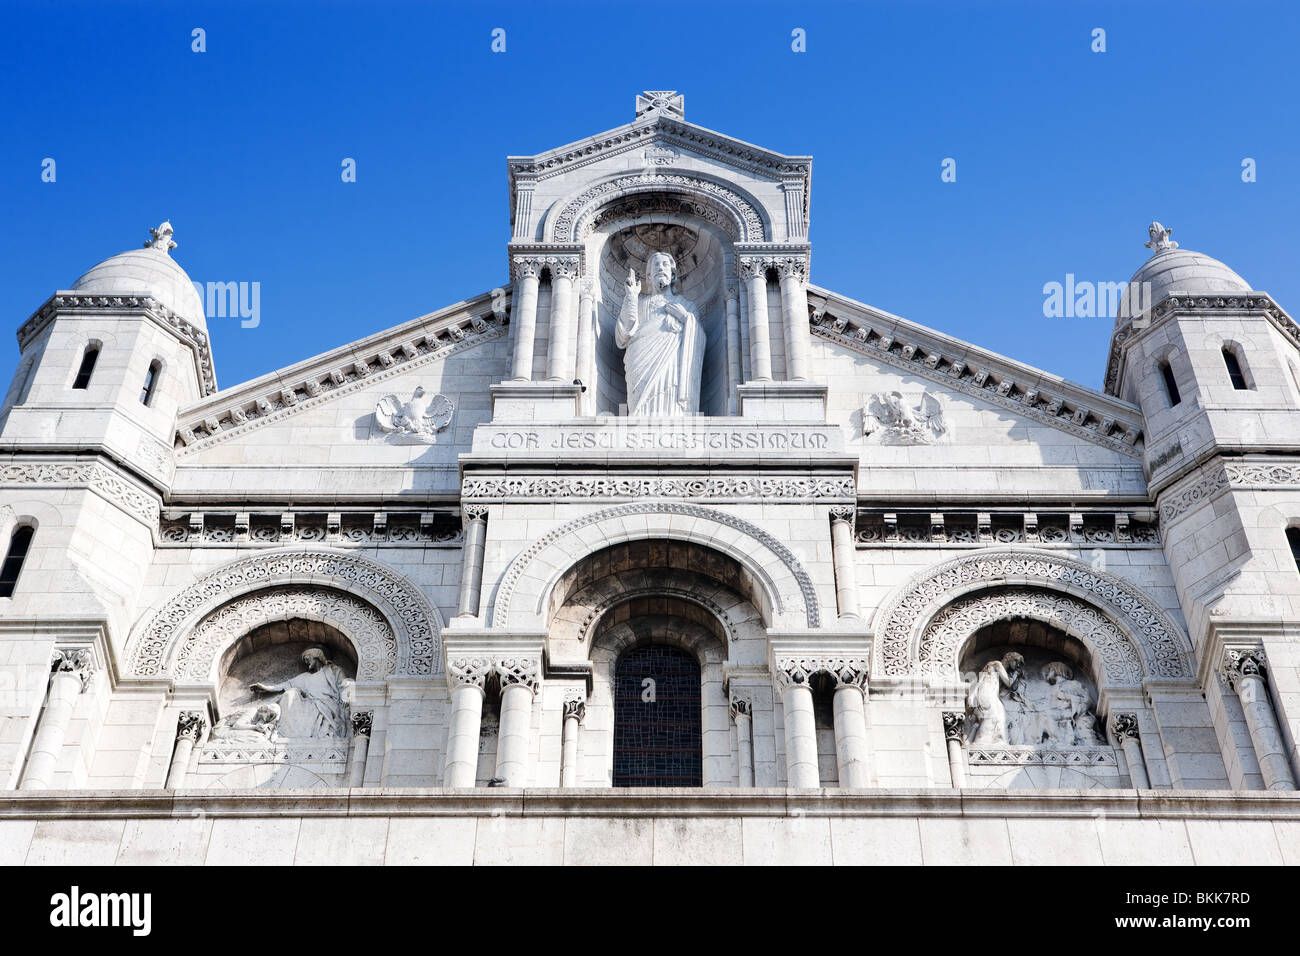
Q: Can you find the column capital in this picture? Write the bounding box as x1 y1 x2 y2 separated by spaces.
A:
448 656 495 690
738 255 772 280
774 657 868 693
51 647 94 690
775 254 810 282
497 656 541 694
511 255 545 280
1110 712 1140 740
351 710 374 738
563 698 586 723
544 254 581 280
463 503 489 524
829 504 856 525
1220 646 1267 691
729 695 752 721
176 710 207 741
942 711 965 742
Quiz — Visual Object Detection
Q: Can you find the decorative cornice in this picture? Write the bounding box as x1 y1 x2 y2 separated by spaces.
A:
856 508 1159 547
0 461 159 525
19 293 217 397
809 290 1144 457
173 300 506 456
461 474 855 503
159 510 463 549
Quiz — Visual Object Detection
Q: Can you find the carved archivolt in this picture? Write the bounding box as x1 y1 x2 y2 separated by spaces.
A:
918 588 1144 687
173 587 396 683
873 550 1192 682
126 548 442 679
491 502 820 629
550 172 767 242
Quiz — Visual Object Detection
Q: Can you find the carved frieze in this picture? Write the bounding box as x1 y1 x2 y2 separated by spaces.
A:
461 474 855 502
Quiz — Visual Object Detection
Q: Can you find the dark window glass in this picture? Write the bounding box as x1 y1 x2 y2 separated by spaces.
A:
72 345 99 390
1288 528 1300 572
140 361 161 405
0 526 34 597
1223 348 1248 390
613 644 702 787
1160 361 1181 406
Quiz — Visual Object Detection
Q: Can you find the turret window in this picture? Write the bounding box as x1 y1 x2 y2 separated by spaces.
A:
1223 347 1249 390
0 525 34 598
140 361 162 406
1159 360 1181 407
72 344 100 390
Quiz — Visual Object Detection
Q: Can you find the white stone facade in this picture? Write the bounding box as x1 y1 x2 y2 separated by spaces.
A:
2 93 1299 863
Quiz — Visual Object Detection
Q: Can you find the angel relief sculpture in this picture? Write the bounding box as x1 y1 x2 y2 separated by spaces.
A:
862 390 947 445
374 386 454 444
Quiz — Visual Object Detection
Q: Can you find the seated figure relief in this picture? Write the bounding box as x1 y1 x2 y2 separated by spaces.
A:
965 649 1105 748
249 647 353 740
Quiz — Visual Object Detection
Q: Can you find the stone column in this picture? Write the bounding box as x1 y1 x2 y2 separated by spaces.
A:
725 285 742 415
164 711 206 790
509 256 542 380
561 696 585 787
456 505 488 618
730 695 755 787
348 711 374 788
942 712 967 788
774 663 818 788
831 666 870 788
494 657 540 787
1110 712 1150 789
829 506 861 620
1222 649 1297 791
740 256 773 381
21 649 93 790
778 255 811 381
546 255 580 382
575 278 596 413
444 659 490 788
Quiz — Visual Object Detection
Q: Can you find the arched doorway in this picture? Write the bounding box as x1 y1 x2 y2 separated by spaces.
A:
613 643 702 787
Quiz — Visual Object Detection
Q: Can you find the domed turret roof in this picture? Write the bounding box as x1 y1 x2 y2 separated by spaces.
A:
1116 222 1251 324
71 222 207 329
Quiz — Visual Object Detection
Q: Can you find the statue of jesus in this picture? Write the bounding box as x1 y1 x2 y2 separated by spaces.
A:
615 251 706 416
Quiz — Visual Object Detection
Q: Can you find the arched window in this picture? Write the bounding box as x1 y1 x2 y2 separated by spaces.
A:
1287 528 1300 573
0 525 35 598
140 360 162 406
613 644 702 787
1222 347 1249 390
1159 360 1181 407
72 344 100 390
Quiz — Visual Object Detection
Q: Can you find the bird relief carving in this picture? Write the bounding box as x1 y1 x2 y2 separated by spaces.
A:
862 390 947 445
374 386 454 444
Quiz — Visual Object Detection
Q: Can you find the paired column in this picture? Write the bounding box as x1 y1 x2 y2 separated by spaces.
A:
546 255 580 382
1222 648 1297 791
942 712 967 787
774 658 872 788
730 695 755 787
561 696 586 787
829 506 861 620
456 505 488 618
21 649 93 790
509 256 542 380
1110 713 1150 789
494 658 539 787
348 711 374 787
164 711 206 789
739 256 773 381
777 255 812 380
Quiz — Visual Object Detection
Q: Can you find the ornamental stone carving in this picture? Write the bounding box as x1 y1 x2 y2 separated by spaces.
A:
563 699 587 723
965 651 1106 748
249 647 353 740
774 657 868 691
447 656 541 693
373 386 455 444
176 711 207 741
125 549 442 679
1220 647 1267 691
351 711 374 738
863 391 948 445
52 648 94 690
1111 712 1140 740
461 475 854 502
872 550 1191 682
729 697 751 720
942 711 965 741
1 462 159 524
616 253 705 417
553 172 766 242
448 657 494 689
493 502 820 629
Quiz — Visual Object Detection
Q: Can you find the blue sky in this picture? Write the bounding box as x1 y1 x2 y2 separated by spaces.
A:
2 0 1298 394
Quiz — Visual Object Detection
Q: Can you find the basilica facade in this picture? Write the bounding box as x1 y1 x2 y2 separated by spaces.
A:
2 92 1299 865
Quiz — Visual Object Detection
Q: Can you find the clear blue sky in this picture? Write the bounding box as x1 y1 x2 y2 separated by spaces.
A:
2 0 1297 394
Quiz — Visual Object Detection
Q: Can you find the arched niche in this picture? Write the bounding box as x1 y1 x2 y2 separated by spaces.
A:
218 618 358 714
585 213 733 416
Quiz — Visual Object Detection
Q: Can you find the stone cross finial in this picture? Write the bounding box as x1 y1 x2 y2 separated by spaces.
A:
144 221 178 254
636 91 684 120
1144 221 1178 255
